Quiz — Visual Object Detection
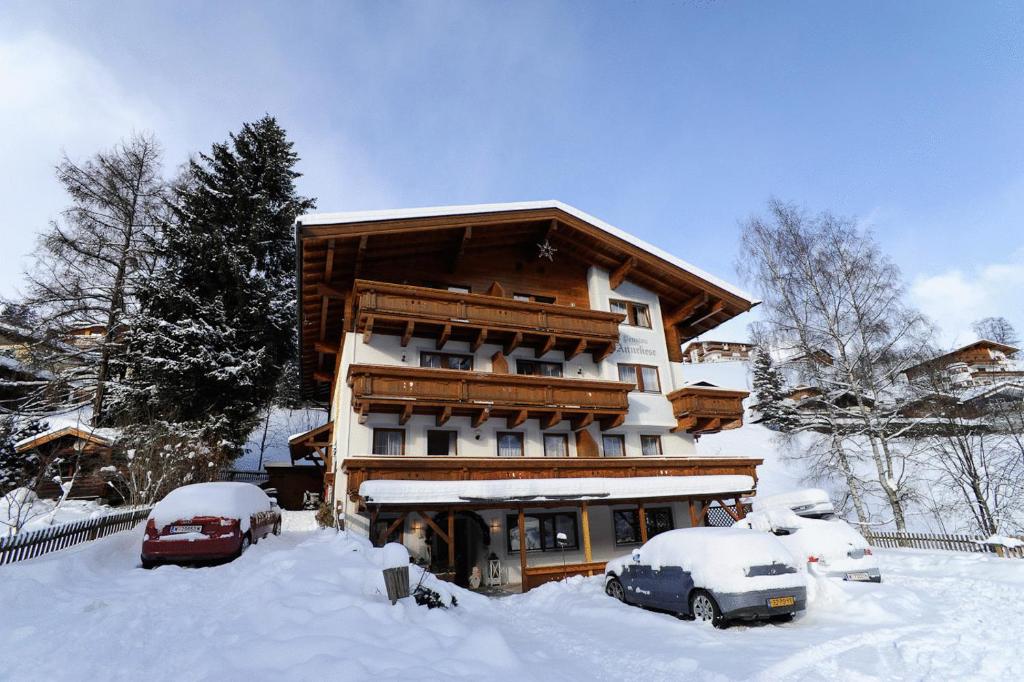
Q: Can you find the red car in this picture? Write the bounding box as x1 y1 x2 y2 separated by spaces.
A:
141 482 281 568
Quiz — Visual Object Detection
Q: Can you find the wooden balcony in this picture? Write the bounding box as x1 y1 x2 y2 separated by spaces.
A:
667 385 749 435
348 364 632 431
352 279 624 361
342 455 762 506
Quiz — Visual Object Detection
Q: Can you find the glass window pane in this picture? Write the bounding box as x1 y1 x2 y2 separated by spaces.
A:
602 435 625 457
544 434 568 457
555 514 578 548
610 300 628 316
498 433 523 457
634 304 651 328
420 353 442 368
373 430 403 456
613 510 640 545
617 364 638 387
641 435 661 456
542 363 563 377
647 508 673 538
640 366 660 392
449 355 472 370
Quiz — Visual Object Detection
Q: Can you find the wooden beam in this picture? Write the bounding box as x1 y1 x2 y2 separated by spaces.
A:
415 510 449 545
733 497 747 520
504 331 523 355
447 509 455 569
566 338 587 361
681 300 725 330
382 513 407 543
536 334 556 358
449 226 471 272
436 406 452 427
401 321 415 347
369 507 380 546
715 498 742 523
471 328 488 352
508 409 528 428
609 257 637 290
638 503 648 544
664 293 708 326
581 502 593 563
472 407 490 428
437 323 451 350
399 403 413 426
316 282 348 300
313 340 338 354
571 413 594 432
353 234 368 278
688 500 700 528
518 507 528 590
540 411 562 430
362 315 374 344
599 413 626 431
313 371 333 384
486 280 505 297
594 342 616 363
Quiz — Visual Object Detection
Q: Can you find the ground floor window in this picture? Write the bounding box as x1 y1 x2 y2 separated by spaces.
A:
613 507 674 546
506 512 579 552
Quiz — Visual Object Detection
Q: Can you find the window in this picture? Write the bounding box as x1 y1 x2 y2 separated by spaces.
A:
507 512 579 552
497 432 524 457
447 285 471 293
372 429 405 456
427 430 457 456
609 299 651 328
513 292 556 304
420 351 473 371
602 434 626 457
640 435 663 456
543 433 569 457
516 359 563 377
617 363 661 393
613 507 674 546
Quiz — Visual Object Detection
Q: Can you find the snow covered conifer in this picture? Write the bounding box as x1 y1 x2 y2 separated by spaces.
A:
751 345 798 431
112 117 315 456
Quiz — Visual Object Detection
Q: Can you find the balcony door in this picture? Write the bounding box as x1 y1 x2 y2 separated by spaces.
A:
427 430 457 456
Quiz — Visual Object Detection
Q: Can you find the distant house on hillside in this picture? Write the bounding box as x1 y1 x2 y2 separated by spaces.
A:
14 422 120 501
904 340 1022 386
681 340 752 363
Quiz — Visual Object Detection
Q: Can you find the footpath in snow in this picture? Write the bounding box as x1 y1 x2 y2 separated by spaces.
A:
1 513 1022 681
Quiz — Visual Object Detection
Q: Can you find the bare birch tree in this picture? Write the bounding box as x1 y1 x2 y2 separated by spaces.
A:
739 200 933 531
24 134 166 426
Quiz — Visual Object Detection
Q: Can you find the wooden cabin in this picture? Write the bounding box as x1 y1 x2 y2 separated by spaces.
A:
15 426 120 501
905 340 1022 385
296 201 759 591
681 340 753 364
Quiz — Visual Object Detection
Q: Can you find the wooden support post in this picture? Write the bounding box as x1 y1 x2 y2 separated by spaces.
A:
415 511 449 545
733 497 746 520
688 500 700 528
517 507 528 591
447 509 455 570
401 321 415 347
537 334 556 358
715 498 742 523
369 508 380 545
581 502 593 565
437 323 451 350
471 328 488 352
638 503 648 543
382 513 407 543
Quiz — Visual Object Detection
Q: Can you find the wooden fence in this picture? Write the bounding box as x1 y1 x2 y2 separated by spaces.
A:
862 530 1024 559
0 506 152 567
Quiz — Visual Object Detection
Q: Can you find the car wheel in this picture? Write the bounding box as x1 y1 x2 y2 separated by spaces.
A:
689 590 724 628
238 533 251 557
141 557 157 570
771 613 795 624
273 522 282 536
605 577 626 602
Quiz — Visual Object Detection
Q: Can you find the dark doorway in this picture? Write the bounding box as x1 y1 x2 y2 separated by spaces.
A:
427 430 457 456
429 511 489 588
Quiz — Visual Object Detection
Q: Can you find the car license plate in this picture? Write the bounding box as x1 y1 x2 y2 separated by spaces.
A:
169 525 202 534
846 572 871 581
768 596 795 608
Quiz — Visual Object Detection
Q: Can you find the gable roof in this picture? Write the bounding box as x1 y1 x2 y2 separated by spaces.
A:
15 425 114 453
905 339 1020 377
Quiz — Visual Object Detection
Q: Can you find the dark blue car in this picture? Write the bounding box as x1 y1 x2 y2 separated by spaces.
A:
603 527 807 627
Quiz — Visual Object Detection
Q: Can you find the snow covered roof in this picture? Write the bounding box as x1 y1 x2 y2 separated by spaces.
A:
358 474 755 505
299 201 757 304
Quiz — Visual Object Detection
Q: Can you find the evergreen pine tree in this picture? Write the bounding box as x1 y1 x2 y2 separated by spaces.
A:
751 346 799 431
0 414 48 495
111 116 315 456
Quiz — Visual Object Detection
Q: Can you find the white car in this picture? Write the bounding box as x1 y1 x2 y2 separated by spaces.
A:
736 507 881 583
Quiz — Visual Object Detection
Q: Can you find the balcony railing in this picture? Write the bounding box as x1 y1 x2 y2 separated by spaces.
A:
667 385 748 435
342 455 762 504
347 364 632 430
352 279 623 361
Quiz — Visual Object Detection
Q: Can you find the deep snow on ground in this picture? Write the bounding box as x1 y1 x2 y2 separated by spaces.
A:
2 513 1022 681
1 489 113 536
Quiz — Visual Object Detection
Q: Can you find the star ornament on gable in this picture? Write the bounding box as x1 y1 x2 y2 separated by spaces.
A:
537 239 558 261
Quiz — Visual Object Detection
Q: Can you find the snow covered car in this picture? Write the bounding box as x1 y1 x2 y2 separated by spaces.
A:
604 527 806 626
141 482 281 568
752 488 836 519
736 507 881 582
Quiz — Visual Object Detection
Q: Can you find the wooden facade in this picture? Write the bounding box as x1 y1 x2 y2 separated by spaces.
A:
667 385 749 435
16 427 119 501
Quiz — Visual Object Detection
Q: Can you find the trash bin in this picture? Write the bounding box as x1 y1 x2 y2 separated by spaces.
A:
382 565 410 604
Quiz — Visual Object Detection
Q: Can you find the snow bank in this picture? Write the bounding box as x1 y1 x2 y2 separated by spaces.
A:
975 534 1024 549
752 488 834 516
736 508 878 576
359 474 755 505
606 527 805 593
148 482 272 532
1 488 112 536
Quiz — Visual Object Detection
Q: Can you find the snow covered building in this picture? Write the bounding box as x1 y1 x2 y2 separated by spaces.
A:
681 340 753 363
294 202 759 591
904 339 1022 386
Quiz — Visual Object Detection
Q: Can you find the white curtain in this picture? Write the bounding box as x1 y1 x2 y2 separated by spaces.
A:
498 433 524 457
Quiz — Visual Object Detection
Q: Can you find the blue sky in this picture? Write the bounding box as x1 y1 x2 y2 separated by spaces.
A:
2 1 1022 345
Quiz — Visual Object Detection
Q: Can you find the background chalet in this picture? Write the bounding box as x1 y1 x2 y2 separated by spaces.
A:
294 201 760 591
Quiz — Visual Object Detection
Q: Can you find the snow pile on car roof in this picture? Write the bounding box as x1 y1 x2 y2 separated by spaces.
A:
737 509 870 564
149 482 271 533
752 488 833 514
609 527 805 593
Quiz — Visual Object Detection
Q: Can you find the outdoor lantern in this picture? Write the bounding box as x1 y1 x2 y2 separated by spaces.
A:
490 519 501 533
487 552 501 587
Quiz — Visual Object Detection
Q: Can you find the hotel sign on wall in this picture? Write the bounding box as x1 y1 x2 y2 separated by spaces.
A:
614 333 659 359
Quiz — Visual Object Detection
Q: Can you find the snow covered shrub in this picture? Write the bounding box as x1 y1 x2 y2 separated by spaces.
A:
315 501 336 529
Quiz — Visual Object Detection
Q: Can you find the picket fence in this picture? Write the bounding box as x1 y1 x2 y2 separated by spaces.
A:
862 530 1024 559
0 506 152 566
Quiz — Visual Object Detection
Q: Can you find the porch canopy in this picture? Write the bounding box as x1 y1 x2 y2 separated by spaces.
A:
359 474 755 506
